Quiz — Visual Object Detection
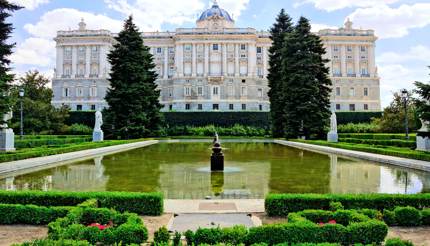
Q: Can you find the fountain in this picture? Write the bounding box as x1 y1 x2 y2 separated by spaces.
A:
210 132 224 171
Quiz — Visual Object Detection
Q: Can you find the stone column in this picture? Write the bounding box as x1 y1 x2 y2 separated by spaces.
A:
99 46 105 77
85 46 91 77
222 43 227 76
262 46 268 78
204 43 210 76
340 45 346 77
192 43 197 77
368 44 375 77
164 47 169 79
56 46 63 78
71 46 77 78
354 45 360 77
176 44 183 77
235 44 239 76
248 43 253 77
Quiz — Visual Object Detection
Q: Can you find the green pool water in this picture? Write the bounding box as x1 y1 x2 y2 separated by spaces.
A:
1 142 429 199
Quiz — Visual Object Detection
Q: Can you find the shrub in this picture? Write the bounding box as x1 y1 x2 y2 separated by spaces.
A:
346 220 388 245
184 230 194 246
329 202 344 211
0 191 163 215
15 137 91 149
173 231 181 246
165 124 269 137
221 225 247 245
421 208 430 225
0 204 71 225
385 238 414 246
394 206 422 226
265 193 430 217
154 226 170 244
193 228 223 245
383 209 396 226
14 239 91 246
339 138 415 148
164 112 270 128
66 124 93 135
337 122 379 133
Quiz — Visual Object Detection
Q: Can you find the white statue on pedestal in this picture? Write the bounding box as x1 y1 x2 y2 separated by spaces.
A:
327 111 338 143
417 118 430 152
0 111 15 152
92 110 104 142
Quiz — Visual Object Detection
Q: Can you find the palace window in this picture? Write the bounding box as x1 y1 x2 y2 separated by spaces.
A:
336 104 341 110
198 104 203 110
336 87 341 96
242 104 246 110
347 46 353 52
228 86 234 96
197 86 203 96
76 87 84 97
184 44 192 51
90 87 97 97
169 47 175 54
229 104 234 110
157 47 162 54
349 87 355 97
212 44 219 51
364 104 369 110
241 86 247 96
360 46 367 52
78 46 86 61
242 79 246 83
361 68 368 75
63 88 70 97
257 47 262 53
168 87 173 97
213 104 219 110
364 87 369 96
258 88 263 97
212 86 219 96
91 46 99 60
64 47 72 60
349 104 356 111
185 87 191 96
185 104 191 110
76 105 83 111
169 105 173 110
91 105 96 111
241 44 246 50
333 46 339 52
259 105 263 111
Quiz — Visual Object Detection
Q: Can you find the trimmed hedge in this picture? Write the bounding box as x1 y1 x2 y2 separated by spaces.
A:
164 112 270 128
339 138 415 148
0 204 71 225
189 209 387 245
338 133 416 141
66 111 95 128
385 238 415 246
336 112 382 124
383 207 430 226
15 137 92 149
15 239 91 246
0 191 163 215
165 124 269 137
265 193 430 217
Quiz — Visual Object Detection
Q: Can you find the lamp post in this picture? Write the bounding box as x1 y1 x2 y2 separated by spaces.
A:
19 88 24 139
400 89 409 140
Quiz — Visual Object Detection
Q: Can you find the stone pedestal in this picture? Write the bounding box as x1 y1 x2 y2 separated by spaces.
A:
211 142 224 171
327 131 338 143
0 128 15 152
417 135 430 152
92 130 104 142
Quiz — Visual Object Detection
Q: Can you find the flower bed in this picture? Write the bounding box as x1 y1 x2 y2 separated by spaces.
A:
0 190 163 215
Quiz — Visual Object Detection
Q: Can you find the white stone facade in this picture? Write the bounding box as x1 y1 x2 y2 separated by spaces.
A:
52 4 381 112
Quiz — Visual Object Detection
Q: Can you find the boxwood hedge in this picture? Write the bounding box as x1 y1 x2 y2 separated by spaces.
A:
265 193 430 217
0 191 163 215
0 204 72 225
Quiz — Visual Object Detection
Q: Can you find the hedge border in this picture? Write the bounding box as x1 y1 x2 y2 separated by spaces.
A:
0 204 72 225
0 191 163 216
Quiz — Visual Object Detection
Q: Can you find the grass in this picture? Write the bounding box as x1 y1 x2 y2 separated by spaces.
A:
0 138 152 163
291 139 430 162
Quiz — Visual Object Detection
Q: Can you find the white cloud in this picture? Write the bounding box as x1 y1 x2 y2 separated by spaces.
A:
348 3 430 39
296 0 398 12
311 23 337 32
12 8 123 76
376 45 430 107
104 0 249 31
10 0 49 10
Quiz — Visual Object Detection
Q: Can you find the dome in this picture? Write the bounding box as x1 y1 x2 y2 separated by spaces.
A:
197 1 234 22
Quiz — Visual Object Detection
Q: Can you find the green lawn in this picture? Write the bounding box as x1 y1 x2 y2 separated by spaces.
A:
0 138 151 163
291 139 430 162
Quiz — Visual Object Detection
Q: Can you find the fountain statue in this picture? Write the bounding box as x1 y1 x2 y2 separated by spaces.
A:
92 110 104 142
211 132 224 171
327 111 338 143
417 118 430 152
0 111 15 152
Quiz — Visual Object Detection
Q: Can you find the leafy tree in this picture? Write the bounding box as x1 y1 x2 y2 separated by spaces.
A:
0 1 21 123
414 67 430 122
104 16 163 138
267 9 293 137
10 71 69 134
280 17 332 138
372 91 419 133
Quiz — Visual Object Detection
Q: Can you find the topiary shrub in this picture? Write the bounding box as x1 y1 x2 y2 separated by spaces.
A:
394 206 422 226
385 237 414 246
421 208 430 225
172 231 182 246
329 202 344 211
154 226 170 244
383 209 396 226
184 230 194 246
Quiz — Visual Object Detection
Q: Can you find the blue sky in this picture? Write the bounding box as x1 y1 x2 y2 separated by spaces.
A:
7 0 430 107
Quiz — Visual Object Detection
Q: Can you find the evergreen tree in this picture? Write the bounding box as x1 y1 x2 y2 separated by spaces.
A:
414 67 430 122
267 9 293 137
0 1 21 123
281 17 332 138
104 16 163 138
10 71 69 134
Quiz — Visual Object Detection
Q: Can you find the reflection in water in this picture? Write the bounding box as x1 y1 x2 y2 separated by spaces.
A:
0 143 429 198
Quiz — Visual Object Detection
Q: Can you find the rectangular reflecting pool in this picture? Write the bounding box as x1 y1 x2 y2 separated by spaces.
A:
1 142 429 199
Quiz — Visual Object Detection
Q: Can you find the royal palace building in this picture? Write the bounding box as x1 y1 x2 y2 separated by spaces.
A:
51 1 381 112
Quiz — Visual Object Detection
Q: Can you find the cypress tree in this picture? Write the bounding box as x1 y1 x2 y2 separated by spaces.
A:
104 16 163 138
281 17 332 138
267 9 293 137
0 1 21 122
